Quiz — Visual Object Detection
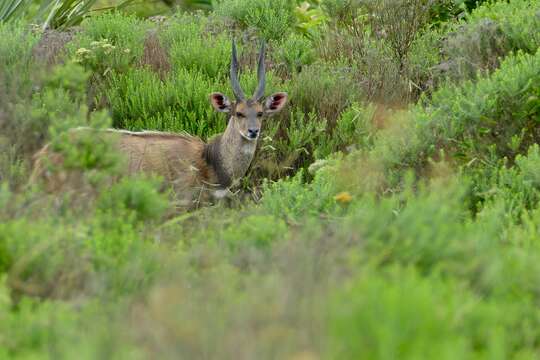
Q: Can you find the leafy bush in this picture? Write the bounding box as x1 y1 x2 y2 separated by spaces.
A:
471 144 540 220
374 49 540 187
213 0 295 40
275 33 316 76
160 13 230 78
260 169 343 221
362 0 434 69
468 0 540 54
70 12 150 75
329 268 474 359
0 23 41 186
97 176 169 223
219 214 288 250
0 0 32 22
105 67 227 135
287 64 358 124
3 3 540 359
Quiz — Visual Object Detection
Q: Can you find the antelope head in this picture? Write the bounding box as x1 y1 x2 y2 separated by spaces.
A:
209 40 288 142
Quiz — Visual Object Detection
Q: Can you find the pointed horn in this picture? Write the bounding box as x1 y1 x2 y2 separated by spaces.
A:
230 40 245 101
253 40 266 101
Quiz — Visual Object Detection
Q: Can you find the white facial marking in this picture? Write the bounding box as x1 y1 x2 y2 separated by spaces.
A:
240 131 257 141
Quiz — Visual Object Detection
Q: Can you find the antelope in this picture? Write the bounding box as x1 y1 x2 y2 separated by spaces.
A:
30 40 288 209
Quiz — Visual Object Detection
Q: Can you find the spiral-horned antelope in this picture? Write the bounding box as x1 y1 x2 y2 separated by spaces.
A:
31 40 288 209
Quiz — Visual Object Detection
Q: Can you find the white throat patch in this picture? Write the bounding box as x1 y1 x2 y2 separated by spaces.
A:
213 189 230 199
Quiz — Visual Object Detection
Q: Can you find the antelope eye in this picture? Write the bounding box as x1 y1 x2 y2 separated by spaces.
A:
236 112 245 118
257 112 264 117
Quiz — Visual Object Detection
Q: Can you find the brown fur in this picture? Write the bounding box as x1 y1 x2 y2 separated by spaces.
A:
30 43 288 210
29 122 258 210
31 129 218 208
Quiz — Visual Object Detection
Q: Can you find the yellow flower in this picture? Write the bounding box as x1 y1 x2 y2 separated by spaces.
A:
334 191 352 204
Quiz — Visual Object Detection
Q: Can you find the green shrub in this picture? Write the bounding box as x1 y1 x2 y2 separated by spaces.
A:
362 0 434 68
433 0 540 84
160 13 230 78
375 49 540 187
105 67 227 136
441 19 507 82
260 169 343 221
220 214 288 250
317 102 376 157
321 0 363 24
0 218 93 299
214 0 295 40
328 268 474 359
316 9 440 104
468 0 540 54
275 33 316 76
425 49 540 163
0 22 38 76
71 13 150 75
0 295 142 358
471 144 540 220
288 64 358 124
97 176 169 223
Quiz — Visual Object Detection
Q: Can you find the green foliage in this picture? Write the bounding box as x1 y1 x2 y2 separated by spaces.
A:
428 49 540 162
160 13 230 78
39 0 101 30
3 2 540 358
98 176 169 222
321 0 363 23
440 0 540 82
275 33 316 75
0 0 31 22
288 64 358 124
329 268 472 359
220 214 288 250
45 60 90 99
178 0 213 11
105 67 227 135
377 49 540 187
294 1 327 37
71 12 149 74
363 0 434 65
472 144 540 220
260 170 342 221
468 0 540 54
0 21 38 77
213 0 295 40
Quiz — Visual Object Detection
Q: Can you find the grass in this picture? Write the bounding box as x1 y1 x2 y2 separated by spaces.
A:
2 0 540 358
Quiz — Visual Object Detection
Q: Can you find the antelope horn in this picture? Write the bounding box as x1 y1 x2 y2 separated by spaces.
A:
252 40 266 101
230 40 245 101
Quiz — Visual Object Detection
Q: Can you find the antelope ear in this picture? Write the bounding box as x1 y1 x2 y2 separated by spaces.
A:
264 92 288 114
210 93 231 113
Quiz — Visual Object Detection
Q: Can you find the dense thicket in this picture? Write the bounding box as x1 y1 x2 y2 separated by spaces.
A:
1 0 540 358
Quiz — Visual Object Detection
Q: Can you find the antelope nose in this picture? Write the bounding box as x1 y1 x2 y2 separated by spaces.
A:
247 128 259 139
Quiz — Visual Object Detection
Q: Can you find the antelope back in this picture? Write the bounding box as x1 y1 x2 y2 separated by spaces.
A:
30 129 218 208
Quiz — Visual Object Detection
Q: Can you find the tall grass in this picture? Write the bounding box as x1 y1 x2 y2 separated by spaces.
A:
2 1 540 358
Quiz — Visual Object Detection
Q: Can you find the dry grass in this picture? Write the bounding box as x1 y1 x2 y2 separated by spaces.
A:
32 28 78 66
138 29 171 79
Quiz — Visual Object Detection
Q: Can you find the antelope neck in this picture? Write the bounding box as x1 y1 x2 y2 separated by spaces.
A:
203 117 257 188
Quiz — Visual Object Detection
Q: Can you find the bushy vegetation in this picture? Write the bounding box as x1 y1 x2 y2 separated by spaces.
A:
1 0 540 358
